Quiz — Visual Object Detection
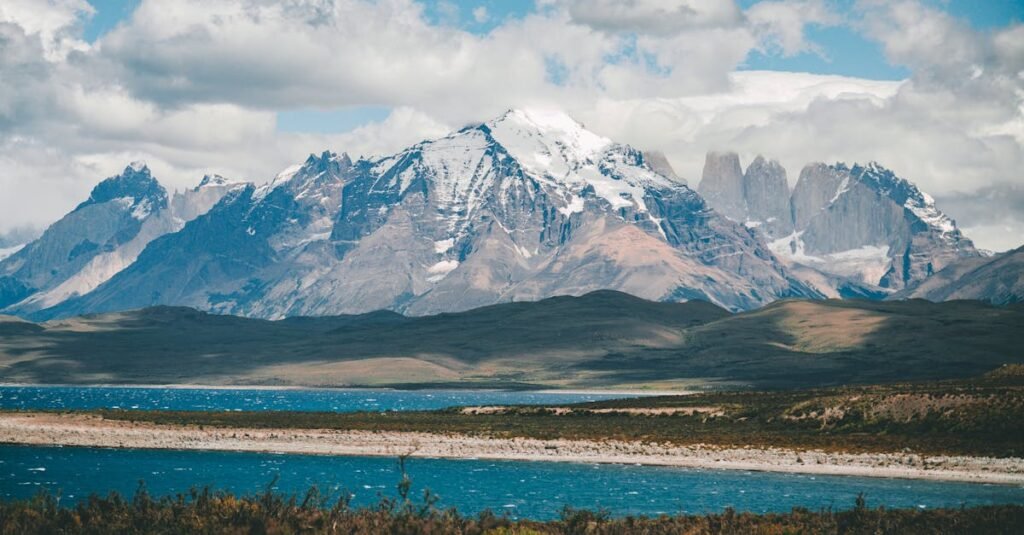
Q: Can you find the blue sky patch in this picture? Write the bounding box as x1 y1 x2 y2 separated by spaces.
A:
276 107 393 134
416 0 534 33
82 0 1020 133
742 24 911 80
83 0 139 42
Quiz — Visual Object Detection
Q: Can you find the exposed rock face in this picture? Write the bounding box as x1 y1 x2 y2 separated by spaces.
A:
698 152 981 293
0 164 241 314
774 163 978 290
742 156 792 237
698 151 746 222
36 110 818 320
171 175 245 221
0 164 165 310
790 163 851 230
892 246 1023 304
642 150 685 184
697 153 792 239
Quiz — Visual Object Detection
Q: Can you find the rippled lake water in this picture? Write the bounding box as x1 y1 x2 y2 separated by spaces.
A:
2 445 1023 520
0 385 630 412
3 386 1022 519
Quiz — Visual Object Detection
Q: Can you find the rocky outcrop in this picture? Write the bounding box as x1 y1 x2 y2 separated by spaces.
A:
698 151 981 292
790 163 851 230
893 246 1023 304
742 155 792 237
642 150 685 184
0 164 242 314
787 163 978 290
698 151 746 223
698 152 792 238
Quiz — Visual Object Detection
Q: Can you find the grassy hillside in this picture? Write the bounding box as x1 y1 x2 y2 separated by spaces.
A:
0 292 1021 389
648 298 1024 386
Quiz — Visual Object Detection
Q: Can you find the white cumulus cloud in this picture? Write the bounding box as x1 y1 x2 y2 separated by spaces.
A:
0 0 1020 251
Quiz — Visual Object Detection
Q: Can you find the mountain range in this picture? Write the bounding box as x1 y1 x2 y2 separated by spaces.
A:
0 165 242 316
0 109 1018 320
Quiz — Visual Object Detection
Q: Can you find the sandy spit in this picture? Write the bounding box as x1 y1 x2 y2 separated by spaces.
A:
2 412 1022 485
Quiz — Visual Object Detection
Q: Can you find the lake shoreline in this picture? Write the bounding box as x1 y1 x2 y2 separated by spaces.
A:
0 383 678 395
2 412 1022 486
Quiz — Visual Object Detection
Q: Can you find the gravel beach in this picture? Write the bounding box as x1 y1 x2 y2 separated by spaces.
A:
2 412 1023 485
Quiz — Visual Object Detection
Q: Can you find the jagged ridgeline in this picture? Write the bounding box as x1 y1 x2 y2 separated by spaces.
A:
698 152 984 299
0 163 244 315
1 110 821 320
2 110 1017 321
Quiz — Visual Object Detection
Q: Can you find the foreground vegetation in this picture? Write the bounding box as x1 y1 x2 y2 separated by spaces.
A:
81 368 1024 458
3 485 1023 535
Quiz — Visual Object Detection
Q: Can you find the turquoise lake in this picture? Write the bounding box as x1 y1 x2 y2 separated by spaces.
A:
0 385 629 412
2 386 1023 519
3 445 1023 520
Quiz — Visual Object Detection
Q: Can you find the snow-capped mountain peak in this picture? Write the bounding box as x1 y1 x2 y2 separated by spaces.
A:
196 174 245 190
358 108 680 251
256 151 352 201
483 108 673 212
487 108 611 171
77 161 167 213
851 162 958 236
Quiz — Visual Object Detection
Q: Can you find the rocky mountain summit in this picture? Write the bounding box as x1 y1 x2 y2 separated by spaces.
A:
641 150 685 184
697 152 746 223
698 152 792 239
699 153 979 294
0 163 243 315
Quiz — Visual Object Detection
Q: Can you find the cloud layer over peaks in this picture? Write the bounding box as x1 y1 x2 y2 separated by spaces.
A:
0 0 1021 251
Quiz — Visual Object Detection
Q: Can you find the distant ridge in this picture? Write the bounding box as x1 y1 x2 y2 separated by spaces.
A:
894 246 1024 304
1 291 1020 389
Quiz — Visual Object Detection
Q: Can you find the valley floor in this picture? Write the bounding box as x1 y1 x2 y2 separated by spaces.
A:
2 412 1022 485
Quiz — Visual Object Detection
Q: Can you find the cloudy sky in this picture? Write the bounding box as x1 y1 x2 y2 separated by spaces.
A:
1 0 1022 251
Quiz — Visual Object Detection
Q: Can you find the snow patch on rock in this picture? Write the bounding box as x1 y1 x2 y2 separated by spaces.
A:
434 238 455 254
0 244 24 261
426 259 459 282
